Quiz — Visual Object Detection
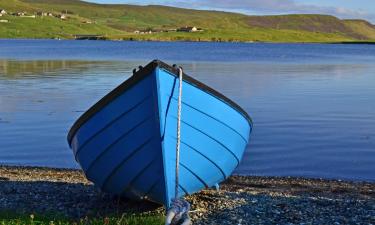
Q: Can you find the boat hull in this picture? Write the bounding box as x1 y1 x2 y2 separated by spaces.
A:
68 60 252 207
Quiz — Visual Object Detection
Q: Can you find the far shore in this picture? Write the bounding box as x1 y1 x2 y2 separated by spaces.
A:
1 37 375 45
0 165 373 224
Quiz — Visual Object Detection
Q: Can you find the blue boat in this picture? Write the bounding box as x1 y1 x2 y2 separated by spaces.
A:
67 60 253 207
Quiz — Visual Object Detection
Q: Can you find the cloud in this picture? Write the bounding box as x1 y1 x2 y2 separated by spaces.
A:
162 0 375 23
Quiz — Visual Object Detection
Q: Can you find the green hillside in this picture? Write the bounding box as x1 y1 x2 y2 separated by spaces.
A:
343 19 375 40
0 0 375 42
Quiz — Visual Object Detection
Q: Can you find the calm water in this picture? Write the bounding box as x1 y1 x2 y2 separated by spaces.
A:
0 40 374 181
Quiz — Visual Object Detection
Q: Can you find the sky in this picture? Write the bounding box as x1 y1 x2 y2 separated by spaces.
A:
86 0 375 23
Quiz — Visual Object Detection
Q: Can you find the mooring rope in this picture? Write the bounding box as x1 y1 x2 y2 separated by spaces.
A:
175 67 183 199
165 67 191 225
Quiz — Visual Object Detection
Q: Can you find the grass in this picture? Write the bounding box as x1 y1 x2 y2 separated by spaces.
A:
0 0 374 42
0 212 165 225
114 28 353 43
343 19 375 40
0 15 123 39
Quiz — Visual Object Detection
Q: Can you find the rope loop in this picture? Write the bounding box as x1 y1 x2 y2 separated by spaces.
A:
165 198 191 225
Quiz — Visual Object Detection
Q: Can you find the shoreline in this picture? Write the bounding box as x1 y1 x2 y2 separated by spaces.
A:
1 38 375 45
0 165 374 224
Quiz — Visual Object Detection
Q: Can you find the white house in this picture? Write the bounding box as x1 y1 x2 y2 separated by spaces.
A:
177 26 199 32
56 14 67 20
12 12 25 16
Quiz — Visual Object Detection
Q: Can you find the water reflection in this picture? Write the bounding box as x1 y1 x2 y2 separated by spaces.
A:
0 60 133 79
0 58 374 181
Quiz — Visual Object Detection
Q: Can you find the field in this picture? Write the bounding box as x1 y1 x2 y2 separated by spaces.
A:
0 0 375 42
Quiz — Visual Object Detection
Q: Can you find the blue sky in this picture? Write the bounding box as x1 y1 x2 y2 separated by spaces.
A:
86 0 375 23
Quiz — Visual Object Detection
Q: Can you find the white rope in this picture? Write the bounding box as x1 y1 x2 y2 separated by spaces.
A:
175 67 183 199
165 67 192 225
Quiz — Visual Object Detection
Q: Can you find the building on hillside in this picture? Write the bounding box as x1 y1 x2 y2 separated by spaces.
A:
12 12 26 16
177 26 203 32
37 12 46 16
135 29 153 34
0 19 9 23
0 9 7 15
56 14 67 20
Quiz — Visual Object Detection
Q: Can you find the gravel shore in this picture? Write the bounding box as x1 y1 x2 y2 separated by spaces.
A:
0 165 374 224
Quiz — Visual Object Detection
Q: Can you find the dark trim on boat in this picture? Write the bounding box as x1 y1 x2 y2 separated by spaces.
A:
67 60 253 144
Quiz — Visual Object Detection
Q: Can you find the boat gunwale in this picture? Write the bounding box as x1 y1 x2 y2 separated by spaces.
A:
67 59 253 144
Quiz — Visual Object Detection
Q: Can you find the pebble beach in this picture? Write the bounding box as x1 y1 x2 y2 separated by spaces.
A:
0 165 374 224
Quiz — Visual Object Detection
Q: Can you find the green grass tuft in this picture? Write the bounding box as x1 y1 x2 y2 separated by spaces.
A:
0 211 165 225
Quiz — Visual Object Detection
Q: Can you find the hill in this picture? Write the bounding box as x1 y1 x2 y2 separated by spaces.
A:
0 0 375 42
343 19 375 40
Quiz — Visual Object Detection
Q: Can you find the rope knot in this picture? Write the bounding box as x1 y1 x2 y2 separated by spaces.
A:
165 198 191 225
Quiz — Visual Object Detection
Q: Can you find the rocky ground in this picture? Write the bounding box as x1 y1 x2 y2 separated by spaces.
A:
0 165 374 224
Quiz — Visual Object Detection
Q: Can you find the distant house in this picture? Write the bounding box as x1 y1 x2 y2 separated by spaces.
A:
0 9 7 15
82 20 92 24
0 19 9 23
56 14 67 20
12 12 25 16
36 11 53 17
177 26 201 32
137 29 153 34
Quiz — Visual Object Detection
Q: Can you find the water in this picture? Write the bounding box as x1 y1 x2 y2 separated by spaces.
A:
0 39 374 181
